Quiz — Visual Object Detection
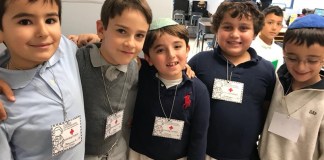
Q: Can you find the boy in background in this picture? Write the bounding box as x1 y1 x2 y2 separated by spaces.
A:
259 14 324 160
0 0 85 159
75 0 152 159
129 18 210 160
188 1 276 159
251 5 284 70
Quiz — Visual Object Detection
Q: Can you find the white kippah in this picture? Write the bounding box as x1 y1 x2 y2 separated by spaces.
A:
149 18 178 30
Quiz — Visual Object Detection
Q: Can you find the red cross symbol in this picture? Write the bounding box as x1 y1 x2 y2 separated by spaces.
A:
169 125 173 130
229 88 233 92
70 129 74 135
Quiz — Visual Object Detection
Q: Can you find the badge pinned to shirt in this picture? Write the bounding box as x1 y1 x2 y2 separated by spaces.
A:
152 117 184 140
105 110 124 139
51 116 82 156
268 112 302 142
212 78 244 103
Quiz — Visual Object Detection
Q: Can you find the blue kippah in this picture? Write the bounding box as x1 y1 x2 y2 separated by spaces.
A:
289 14 324 29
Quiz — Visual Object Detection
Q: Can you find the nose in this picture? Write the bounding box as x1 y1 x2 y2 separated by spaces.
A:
167 48 176 59
296 60 308 71
36 21 49 38
124 36 136 48
230 29 239 38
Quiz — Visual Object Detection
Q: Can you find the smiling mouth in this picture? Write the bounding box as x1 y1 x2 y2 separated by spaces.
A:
30 43 52 48
167 62 179 67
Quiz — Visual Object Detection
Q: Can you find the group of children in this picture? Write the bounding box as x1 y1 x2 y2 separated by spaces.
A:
1 0 324 160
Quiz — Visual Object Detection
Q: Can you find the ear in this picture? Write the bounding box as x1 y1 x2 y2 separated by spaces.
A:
96 20 105 39
186 45 190 58
144 54 154 66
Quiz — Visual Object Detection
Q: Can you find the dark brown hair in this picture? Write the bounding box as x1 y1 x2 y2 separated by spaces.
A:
0 0 61 30
211 1 264 36
142 24 189 56
100 0 152 29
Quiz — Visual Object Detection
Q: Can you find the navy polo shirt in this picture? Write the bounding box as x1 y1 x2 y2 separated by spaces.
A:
130 60 210 160
188 46 276 160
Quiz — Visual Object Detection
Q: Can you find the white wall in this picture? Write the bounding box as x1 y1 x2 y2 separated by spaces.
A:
206 0 222 14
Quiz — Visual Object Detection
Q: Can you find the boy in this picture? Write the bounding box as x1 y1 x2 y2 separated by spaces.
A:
251 5 284 70
0 0 86 159
129 18 210 160
259 14 324 160
75 0 152 159
188 1 276 159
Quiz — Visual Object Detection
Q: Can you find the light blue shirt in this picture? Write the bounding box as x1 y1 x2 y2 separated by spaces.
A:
0 36 85 160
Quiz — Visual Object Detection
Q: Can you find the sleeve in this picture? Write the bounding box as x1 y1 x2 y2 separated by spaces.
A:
187 79 210 160
265 63 276 101
319 116 324 160
0 123 13 160
188 53 198 72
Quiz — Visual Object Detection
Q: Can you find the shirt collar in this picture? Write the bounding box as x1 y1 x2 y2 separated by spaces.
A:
255 35 274 49
0 47 62 89
89 43 128 73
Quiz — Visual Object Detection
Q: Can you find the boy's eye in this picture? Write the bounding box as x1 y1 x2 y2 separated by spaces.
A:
45 18 57 24
174 45 182 49
155 48 164 53
307 58 321 64
136 33 145 39
287 57 298 62
116 29 126 34
18 19 32 25
222 26 232 30
239 26 249 31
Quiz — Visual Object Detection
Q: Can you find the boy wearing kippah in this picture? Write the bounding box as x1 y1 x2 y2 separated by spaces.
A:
129 18 210 160
259 14 324 160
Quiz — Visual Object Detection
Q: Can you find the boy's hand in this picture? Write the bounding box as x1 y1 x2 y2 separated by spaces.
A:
0 79 15 121
68 34 101 47
184 64 196 79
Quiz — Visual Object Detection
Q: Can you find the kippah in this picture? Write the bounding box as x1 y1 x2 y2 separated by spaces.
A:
150 18 178 31
289 14 324 29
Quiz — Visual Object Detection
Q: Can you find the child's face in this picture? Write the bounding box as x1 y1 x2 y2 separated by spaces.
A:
284 42 324 87
97 8 149 65
145 33 189 80
0 0 61 69
216 12 255 58
260 13 283 42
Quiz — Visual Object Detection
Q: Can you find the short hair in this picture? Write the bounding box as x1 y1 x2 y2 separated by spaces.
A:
302 8 307 15
211 1 264 36
263 5 283 17
100 0 152 30
142 24 189 56
283 28 324 48
0 0 62 31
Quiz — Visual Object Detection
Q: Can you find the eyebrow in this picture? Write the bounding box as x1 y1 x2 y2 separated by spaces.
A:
115 24 147 34
286 53 322 58
12 12 59 19
152 41 183 50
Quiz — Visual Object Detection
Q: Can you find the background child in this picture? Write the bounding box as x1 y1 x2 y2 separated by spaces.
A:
251 5 284 70
259 14 324 160
188 1 276 159
129 18 210 160
0 0 85 159
75 0 152 159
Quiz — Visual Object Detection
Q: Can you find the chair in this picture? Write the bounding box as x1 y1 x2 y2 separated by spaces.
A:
190 12 202 26
173 10 185 24
196 17 215 51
